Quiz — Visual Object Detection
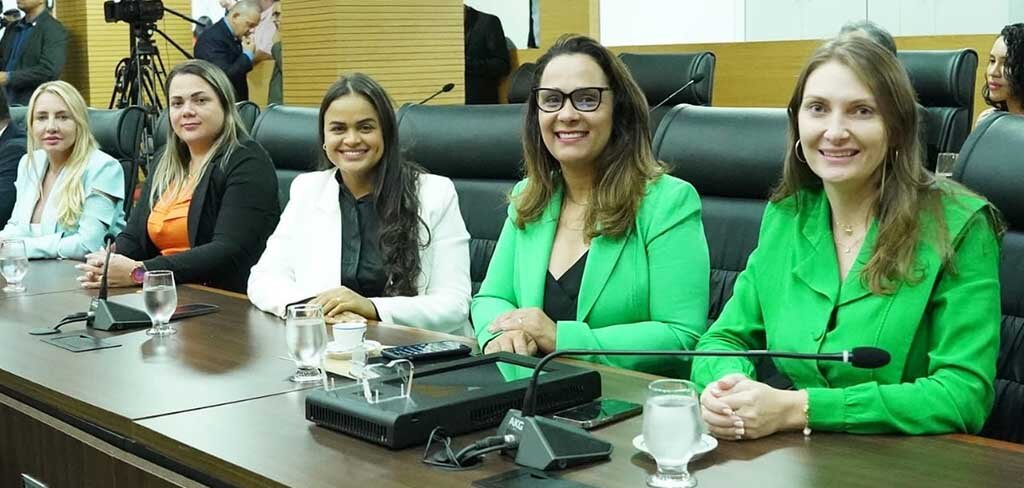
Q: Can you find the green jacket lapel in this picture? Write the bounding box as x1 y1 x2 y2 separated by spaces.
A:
837 219 879 306
792 193 839 302
516 186 561 308
576 231 628 321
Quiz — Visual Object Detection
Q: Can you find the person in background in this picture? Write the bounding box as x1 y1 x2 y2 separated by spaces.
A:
194 0 262 101
471 35 711 376
76 60 279 292
0 0 68 106
0 81 125 259
252 0 277 64
694 35 1001 439
978 23 1024 126
267 0 283 105
0 87 25 226
248 73 472 335
464 5 510 104
0 9 23 39
193 16 213 46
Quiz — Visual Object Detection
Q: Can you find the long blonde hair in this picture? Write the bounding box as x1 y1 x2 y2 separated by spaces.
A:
25 81 99 228
148 60 246 206
517 35 664 239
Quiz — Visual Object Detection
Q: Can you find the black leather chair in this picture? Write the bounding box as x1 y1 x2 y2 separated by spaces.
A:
249 104 321 210
507 63 536 104
898 49 978 169
152 101 260 161
396 103 525 294
8 105 26 128
652 104 787 322
235 100 260 133
953 111 1024 443
618 52 716 133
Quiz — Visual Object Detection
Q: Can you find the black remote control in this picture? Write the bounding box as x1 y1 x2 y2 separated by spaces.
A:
380 340 473 361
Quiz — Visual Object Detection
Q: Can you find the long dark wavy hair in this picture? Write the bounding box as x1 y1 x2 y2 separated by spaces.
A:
517 34 664 238
984 23 1024 111
318 74 427 297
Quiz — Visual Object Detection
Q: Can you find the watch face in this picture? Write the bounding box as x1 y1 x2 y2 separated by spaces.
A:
131 266 145 284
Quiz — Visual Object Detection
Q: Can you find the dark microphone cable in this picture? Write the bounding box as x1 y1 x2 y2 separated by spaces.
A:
421 426 518 470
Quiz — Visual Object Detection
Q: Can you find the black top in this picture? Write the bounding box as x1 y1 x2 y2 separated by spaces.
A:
0 121 26 226
193 18 253 101
463 6 510 104
116 138 280 293
335 172 387 297
543 251 588 322
0 10 68 105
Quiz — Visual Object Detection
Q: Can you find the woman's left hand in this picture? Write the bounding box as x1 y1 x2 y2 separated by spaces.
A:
77 251 142 288
310 286 378 321
486 308 557 353
712 379 808 440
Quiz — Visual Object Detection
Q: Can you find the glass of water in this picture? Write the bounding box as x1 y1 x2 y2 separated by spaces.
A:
936 152 959 178
643 379 702 488
0 239 28 293
285 303 329 383
143 270 177 336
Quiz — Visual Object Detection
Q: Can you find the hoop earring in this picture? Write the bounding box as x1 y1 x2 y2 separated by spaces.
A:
794 140 807 163
323 144 328 151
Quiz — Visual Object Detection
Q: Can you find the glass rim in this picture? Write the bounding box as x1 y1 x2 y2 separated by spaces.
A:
1 238 26 245
648 378 697 394
144 269 174 277
287 303 324 314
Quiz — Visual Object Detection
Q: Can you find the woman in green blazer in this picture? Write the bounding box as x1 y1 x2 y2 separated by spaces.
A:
694 35 1002 439
471 35 710 377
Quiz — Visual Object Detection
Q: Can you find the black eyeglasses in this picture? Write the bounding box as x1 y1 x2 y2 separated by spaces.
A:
532 87 611 112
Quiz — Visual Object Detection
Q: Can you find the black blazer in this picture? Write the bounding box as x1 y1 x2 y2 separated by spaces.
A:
0 120 25 226
464 6 510 104
194 19 252 101
116 138 280 293
0 10 68 105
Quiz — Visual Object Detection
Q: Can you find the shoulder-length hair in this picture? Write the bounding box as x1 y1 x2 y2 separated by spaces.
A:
318 73 425 297
984 23 1024 111
517 34 663 239
149 59 246 206
773 34 965 294
25 81 100 228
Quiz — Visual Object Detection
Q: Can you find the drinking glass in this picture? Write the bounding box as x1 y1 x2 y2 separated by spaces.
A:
143 270 178 336
936 152 959 178
0 239 28 293
643 379 702 488
285 303 329 383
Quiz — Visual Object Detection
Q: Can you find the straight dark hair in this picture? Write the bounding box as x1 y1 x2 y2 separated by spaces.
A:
318 73 426 297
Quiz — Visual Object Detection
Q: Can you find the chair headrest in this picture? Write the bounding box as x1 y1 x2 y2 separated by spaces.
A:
898 49 978 109
955 111 1024 230
653 105 787 199
397 103 525 180
507 63 536 104
8 105 26 128
250 104 320 172
86 107 145 161
618 52 716 107
236 100 260 133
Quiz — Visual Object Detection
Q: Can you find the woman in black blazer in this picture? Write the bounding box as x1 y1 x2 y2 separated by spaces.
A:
77 60 279 293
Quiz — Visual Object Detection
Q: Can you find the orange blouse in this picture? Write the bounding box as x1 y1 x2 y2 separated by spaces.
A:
147 186 193 256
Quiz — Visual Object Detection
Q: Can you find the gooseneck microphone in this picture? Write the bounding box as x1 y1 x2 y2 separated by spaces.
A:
493 346 890 471
648 73 706 113
418 83 455 104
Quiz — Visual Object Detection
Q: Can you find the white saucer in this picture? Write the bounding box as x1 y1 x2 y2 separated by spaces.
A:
632 434 718 461
325 340 382 358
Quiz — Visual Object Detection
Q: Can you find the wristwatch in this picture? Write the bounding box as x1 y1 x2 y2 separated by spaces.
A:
130 264 147 285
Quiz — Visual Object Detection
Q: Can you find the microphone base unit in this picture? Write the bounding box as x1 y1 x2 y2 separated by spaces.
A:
88 298 154 331
496 409 613 471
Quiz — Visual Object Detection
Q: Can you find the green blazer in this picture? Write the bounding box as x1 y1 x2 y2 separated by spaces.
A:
0 10 68 105
692 186 1001 435
472 175 710 376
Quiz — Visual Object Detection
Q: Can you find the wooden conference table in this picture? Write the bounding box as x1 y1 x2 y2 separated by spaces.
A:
1 261 1022 487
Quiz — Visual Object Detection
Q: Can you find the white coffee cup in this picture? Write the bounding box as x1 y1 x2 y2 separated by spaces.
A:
332 322 367 351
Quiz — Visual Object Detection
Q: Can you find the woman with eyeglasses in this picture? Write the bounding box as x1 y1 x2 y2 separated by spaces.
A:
471 35 710 376
977 23 1024 126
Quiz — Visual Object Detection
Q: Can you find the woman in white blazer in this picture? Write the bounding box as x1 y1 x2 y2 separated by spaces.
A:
248 74 472 335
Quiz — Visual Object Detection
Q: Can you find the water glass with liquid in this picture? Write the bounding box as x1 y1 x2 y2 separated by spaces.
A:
143 270 178 336
643 379 702 488
0 239 28 293
285 303 329 383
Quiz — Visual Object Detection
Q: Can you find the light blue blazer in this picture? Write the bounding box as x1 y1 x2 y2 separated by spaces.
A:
0 148 126 259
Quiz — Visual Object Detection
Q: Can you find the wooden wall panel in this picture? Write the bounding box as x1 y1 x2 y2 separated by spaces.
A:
539 0 599 47
515 34 997 121
283 0 464 107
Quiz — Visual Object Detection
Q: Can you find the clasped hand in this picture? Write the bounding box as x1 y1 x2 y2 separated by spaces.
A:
483 308 556 356
76 249 142 288
700 373 807 440
309 286 377 322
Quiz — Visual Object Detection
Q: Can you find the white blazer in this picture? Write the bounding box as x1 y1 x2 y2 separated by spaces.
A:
248 169 472 335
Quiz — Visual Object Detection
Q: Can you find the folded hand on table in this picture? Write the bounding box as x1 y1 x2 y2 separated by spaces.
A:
76 249 142 288
310 286 378 321
484 307 556 355
700 373 807 440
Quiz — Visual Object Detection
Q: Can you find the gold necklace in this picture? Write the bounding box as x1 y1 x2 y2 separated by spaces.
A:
833 221 865 254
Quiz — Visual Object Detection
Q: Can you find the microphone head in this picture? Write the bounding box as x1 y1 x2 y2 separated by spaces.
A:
850 347 890 368
690 73 706 84
442 83 455 92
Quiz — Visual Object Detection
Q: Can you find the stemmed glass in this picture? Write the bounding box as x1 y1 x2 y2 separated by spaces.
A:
0 239 29 293
143 270 178 336
643 379 702 488
936 152 959 178
285 303 329 383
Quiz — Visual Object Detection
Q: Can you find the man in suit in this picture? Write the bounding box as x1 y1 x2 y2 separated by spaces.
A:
464 6 510 104
0 0 68 106
194 0 262 101
0 88 26 226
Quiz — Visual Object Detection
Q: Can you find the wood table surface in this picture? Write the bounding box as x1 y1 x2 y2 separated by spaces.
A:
0 258 90 298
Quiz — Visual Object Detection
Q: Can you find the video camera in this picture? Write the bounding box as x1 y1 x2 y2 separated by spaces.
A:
104 0 164 24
